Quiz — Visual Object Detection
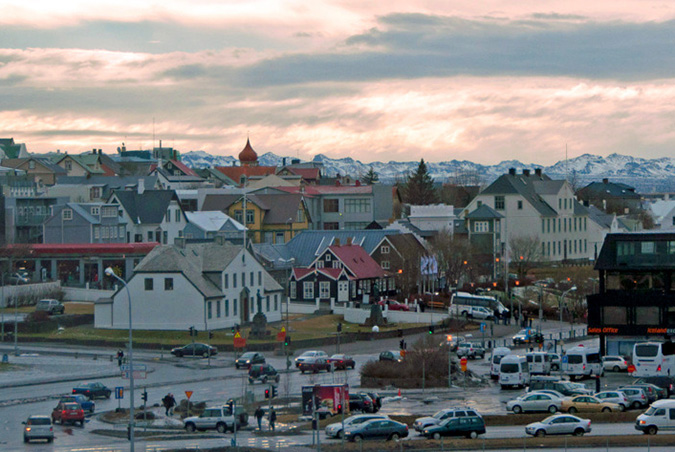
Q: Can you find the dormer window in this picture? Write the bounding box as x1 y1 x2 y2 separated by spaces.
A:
91 206 100 216
325 254 332 261
62 209 73 220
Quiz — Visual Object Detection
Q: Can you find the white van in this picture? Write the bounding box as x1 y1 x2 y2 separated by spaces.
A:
499 355 530 389
563 346 602 380
490 347 511 379
526 352 552 375
635 400 675 435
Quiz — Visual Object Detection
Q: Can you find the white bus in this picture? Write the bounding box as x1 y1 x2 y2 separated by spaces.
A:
632 342 675 377
450 292 509 317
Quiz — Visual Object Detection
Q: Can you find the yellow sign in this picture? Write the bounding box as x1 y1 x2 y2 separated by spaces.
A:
185 391 193 399
280 327 286 333
234 331 241 339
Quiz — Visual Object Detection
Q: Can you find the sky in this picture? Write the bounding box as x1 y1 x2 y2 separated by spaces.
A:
1 1 675 165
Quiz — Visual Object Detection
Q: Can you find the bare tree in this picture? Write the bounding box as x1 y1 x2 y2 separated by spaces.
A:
508 235 544 279
430 229 473 287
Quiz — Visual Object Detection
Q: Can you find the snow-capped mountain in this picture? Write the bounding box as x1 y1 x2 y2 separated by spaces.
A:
181 151 675 192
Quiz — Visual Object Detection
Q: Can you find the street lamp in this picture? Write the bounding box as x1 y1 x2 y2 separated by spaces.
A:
105 267 135 451
277 258 295 335
560 286 577 329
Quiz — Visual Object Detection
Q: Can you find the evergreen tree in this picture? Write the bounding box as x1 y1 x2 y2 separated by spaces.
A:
403 159 437 205
362 166 379 185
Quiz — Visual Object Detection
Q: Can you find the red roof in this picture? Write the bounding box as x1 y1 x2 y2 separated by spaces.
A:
215 165 276 185
316 267 344 280
170 160 199 177
292 268 313 280
328 244 389 279
5 243 159 256
288 167 320 181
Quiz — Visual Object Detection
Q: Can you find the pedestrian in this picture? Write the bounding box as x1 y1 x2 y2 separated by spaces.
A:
595 375 601 393
168 393 177 416
254 406 264 430
528 316 533 328
268 406 277 431
117 349 124 367
162 393 172 416
399 339 405 350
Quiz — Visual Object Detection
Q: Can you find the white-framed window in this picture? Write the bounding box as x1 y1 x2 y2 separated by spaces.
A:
303 281 314 299
207 301 212 319
102 206 117 217
102 227 109 238
474 221 489 233
216 300 221 318
290 282 297 299
274 294 278 311
175 210 180 222
29 160 36 169
325 254 332 261
94 226 100 239
91 206 100 216
112 226 118 238
225 299 229 317
119 225 124 238
266 296 270 312
381 245 390 254
317 261 324 268
62 209 73 220
65 160 72 171
319 281 330 298
381 260 390 270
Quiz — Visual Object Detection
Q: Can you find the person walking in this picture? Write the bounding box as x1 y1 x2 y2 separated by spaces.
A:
117 349 124 367
162 393 172 416
268 407 277 431
168 393 177 416
254 406 264 430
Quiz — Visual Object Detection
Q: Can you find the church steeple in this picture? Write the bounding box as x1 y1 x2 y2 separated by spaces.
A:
238 138 258 167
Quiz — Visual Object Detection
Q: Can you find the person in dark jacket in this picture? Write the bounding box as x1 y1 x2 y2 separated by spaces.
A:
268 407 277 431
254 406 264 430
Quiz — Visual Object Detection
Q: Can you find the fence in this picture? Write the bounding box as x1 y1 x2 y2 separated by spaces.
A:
0 281 62 307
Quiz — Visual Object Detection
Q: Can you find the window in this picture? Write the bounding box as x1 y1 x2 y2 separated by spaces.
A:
163 231 167 244
542 219 546 234
517 200 523 210
326 254 332 261
242 272 245 287
317 261 324 268
102 227 109 239
477 200 482 207
65 160 72 171
275 232 285 244
207 301 212 319
344 199 371 213
266 296 270 312
258 271 262 285
175 210 180 222
224 274 229 289
234 210 243 223
297 208 305 223
216 301 221 318
323 199 339 213
62 209 73 220
495 196 505 210
91 206 100 216
636 307 660 325
603 306 627 324
233 273 237 288
144 278 153 291
29 160 36 169
303 282 314 299
474 221 489 233
290 282 297 299
94 226 100 239
165 211 171 222
641 242 656 254
381 245 390 254
381 260 390 269
225 299 229 316
147 231 153 241
324 222 339 230
274 294 278 311
319 281 330 298
245 209 254 225
101 206 116 217
250 272 254 286
164 278 173 290
233 299 237 315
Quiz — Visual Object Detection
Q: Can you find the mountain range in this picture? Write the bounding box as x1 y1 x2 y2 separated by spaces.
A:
182 151 675 193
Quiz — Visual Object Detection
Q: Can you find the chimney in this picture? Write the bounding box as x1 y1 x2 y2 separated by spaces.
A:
535 168 542 177
523 169 530 176
137 179 145 194
335 238 340 246
603 178 609 184
98 149 102 155
509 168 516 175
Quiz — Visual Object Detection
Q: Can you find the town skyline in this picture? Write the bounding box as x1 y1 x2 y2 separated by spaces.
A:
2 1 674 164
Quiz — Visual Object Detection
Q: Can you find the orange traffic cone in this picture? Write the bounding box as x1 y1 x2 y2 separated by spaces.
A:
398 388 401 397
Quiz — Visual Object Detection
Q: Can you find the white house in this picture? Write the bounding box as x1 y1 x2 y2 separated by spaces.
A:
649 199 675 231
464 168 594 262
95 239 283 330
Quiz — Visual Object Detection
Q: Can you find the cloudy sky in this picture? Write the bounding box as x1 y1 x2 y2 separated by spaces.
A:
2 1 674 164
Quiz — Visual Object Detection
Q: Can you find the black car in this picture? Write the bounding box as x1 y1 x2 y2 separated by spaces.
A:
72 382 111 400
366 392 382 411
349 393 375 413
248 364 280 384
171 343 218 358
235 352 265 369
634 377 675 398
379 350 403 362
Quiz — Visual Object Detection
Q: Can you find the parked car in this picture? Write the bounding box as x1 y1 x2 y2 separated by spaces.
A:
22 415 53 443
72 382 111 400
349 393 376 413
295 350 328 368
413 407 482 432
602 356 628 372
526 389 566 400
528 377 592 397
35 299 65 315
378 299 410 311
325 414 388 438
525 414 591 437
379 350 403 362
328 354 356 370
248 364 279 384
9 272 30 285
512 329 543 345
235 352 265 369
51 402 85 426
366 392 383 411
634 376 675 398
171 343 217 358
548 353 562 371
183 405 248 433
465 306 495 321
594 391 629 411
422 415 486 439
635 400 675 435
630 383 668 400
457 342 486 359
619 387 649 409
60 394 95 413
299 356 331 374
621 385 659 404
561 395 621 413
345 418 409 442
506 392 563 414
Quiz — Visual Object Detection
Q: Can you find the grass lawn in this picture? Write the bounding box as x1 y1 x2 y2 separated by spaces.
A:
21 313 418 347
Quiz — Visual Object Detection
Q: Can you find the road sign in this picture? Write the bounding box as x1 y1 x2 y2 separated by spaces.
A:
276 327 286 342
562 355 568 364
480 323 486 332
234 331 246 348
115 387 124 399
460 357 468 372
628 364 636 373
185 390 193 399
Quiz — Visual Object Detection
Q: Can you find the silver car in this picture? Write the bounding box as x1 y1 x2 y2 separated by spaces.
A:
325 414 387 438
507 393 563 414
525 414 592 437
23 415 54 443
619 387 649 409
594 391 629 411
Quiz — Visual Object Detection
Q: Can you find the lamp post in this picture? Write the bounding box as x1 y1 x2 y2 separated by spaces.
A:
277 257 295 335
13 274 20 356
560 286 577 338
105 267 135 451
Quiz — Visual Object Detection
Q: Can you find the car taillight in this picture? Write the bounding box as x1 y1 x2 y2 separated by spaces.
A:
583 364 586 370
657 365 662 372
62 411 67 415
72 389 76 393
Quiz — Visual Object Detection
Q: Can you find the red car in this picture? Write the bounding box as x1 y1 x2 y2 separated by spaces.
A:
299 357 332 374
378 300 410 311
52 402 85 426
328 354 356 370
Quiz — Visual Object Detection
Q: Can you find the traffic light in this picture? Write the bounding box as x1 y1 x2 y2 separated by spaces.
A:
209 331 214 340
189 326 194 336
265 388 270 399
272 386 277 398
428 325 435 334
231 326 236 334
284 336 291 347
337 322 342 333
141 390 148 402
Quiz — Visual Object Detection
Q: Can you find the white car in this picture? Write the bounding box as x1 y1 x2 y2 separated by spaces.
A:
525 414 591 437
506 392 563 414
295 350 328 368
23 415 54 443
183 406 246 433
325 414 388 438
466 306 494 320
594 391 629 411
525 389 567 400
602 356 628 372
